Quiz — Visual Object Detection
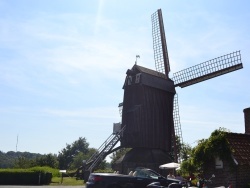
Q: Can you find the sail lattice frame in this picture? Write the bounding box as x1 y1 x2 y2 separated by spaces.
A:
172 51 243 88
173 93 183 163
151 9 170 77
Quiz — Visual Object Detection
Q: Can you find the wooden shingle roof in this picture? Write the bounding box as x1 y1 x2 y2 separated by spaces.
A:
132 65 167 79
124 64 175 93
226 133 250 165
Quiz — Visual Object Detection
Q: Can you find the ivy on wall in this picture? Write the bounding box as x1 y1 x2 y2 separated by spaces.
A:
192 127 234 169
178 127 240 175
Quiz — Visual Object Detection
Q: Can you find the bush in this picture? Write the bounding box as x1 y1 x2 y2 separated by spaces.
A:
29 166 60 177
0 167 56 185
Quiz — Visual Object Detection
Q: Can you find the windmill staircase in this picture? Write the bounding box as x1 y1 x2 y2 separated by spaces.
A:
77 125 126 181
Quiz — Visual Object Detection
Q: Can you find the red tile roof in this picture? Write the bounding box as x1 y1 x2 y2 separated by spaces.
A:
226 133 250 165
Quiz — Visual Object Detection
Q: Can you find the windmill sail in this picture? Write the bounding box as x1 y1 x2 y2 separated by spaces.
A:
173 93 183 163
151 9 170 77
172 51 243 88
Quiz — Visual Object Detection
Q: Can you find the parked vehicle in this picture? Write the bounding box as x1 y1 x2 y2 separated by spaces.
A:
147 182 183 188
86 167 181 188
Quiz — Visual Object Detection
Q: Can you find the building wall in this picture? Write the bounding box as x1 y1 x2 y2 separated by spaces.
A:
204 159 236 187
204 159 250 187
237 165 250 187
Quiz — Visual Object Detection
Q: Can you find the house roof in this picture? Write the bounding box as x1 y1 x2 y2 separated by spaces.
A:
226 132 250 165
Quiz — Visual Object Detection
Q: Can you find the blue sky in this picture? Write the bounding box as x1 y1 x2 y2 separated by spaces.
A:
0 0 250 158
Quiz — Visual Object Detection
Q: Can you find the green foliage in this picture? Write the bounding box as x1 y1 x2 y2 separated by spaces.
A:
169 136 188 161
2 138 90 170
179 127 233 174
0 168 33 173
1 137 112 173
180 159 196 174
0 166 60 177
0 151 42 168
180 127 233 173
51 177 84 185
58 137 89 169
94 168 114 173
179 142 192 161
192 127 232 168
29 166 60 177
34 154 59 168
12 153 59 169
96 160 109 170
14 156 34 168
0 167 54 185
0 151 15 168
69 148 96 170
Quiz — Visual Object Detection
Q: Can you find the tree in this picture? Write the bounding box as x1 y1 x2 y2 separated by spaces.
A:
0 151 15 168
58 137 89 169
35 153 58 168
69 148 97 170
179 142 192 161
71 137 89 154
180 159 196 174
14 156 33 168
170 136 188 162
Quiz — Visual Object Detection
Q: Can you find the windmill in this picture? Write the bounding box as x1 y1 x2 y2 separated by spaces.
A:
77 9 243 179
116 9 243 172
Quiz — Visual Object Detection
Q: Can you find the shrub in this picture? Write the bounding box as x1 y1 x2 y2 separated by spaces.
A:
0 166 57 185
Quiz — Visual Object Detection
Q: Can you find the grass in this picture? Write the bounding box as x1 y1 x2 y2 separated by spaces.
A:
50 177 85 186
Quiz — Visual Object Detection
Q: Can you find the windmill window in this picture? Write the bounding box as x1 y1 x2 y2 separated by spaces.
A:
128 76 132 85
135 73 141 83
215 157 223 169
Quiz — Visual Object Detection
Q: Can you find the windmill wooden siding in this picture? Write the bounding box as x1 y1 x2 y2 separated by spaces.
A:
121 65 175 152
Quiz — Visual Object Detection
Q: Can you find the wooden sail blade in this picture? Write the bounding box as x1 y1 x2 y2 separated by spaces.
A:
172 51 243 88
151 9 170 77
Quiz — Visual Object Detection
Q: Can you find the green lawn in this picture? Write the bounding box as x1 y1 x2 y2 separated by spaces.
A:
50 177 85 186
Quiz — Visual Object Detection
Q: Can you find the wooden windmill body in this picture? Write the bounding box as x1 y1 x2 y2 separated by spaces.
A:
121 65 175 151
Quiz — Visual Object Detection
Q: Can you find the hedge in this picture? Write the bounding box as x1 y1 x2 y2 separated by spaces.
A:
0 168 52 185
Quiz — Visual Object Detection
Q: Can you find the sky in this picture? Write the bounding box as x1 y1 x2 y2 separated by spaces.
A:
0 0 250 159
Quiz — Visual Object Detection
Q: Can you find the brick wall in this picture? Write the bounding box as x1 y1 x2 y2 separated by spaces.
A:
204 159 236 187
204 158 250 187
237 165 250 187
